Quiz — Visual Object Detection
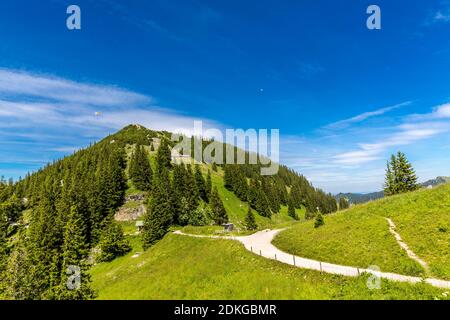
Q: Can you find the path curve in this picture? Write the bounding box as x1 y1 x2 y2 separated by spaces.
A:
385 218 429 270
173 229 450 289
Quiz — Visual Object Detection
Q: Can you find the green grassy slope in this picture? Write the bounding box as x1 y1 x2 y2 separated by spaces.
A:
90 233 448 300
207 165 303 230
273 184 450 279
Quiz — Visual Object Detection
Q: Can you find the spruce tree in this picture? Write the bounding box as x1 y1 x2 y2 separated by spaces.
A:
244 207 257 230
156 138 172 172
314 212 324 228
396 151 419 193
255 190 271 218
339 197 350 210
384 152 418 196
171 164 186 225
129 145 153 191
247 179 258 209
98 219 131 262
384 157 397 196
209 187 228 225
223 165 233 190
3 232 37 300
288 197 299 220
0 207 8 292
0 194 22 222
194 165 208 202
142 166 173 249
58 204 95 300
205 170 212 201
185 165 199 212
26 186 64 298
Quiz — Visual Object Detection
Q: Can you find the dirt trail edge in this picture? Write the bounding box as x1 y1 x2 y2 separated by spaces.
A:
385 217 429 271
173 229 450 289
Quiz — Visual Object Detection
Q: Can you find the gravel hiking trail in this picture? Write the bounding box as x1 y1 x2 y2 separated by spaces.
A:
173 229 450 289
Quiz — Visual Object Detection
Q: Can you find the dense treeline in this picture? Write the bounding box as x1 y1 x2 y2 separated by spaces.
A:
0 126 143 299
222 163 337 219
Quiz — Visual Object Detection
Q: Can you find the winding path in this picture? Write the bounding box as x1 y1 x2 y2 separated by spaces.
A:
385 218 429 270
173 229 450 289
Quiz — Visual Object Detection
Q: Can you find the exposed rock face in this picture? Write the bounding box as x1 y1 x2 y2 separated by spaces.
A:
114 194 147 221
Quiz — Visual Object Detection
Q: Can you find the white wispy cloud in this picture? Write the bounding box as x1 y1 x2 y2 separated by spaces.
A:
0 69 220 134
434 10 450 22
325 101 411 130
0 69 223 173
332 121 449 166
0 69 150 107
280 101 450 193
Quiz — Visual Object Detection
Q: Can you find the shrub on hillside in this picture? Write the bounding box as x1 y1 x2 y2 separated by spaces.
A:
97 221 131 262
314 213 324 228
245 207 258 231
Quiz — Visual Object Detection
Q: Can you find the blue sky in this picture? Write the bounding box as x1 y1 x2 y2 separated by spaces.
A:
1 0 450 193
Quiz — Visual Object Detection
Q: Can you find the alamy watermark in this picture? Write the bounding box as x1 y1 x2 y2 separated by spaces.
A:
366 265 381 290
66 5 381 31
66 265 81 290
66 5 81 30
367 5 381 30
171 121 279 175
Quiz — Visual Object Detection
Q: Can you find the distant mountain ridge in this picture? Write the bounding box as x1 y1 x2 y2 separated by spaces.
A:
335 191 384 205
336 176 450 204
420 176 450 188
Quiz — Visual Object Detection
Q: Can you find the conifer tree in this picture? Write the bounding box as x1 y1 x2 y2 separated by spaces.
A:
247 178 259 209
384 156 397 196
27 186 64 298
171 164 186 224
194 165 208 202
205 170 212 200
223 165 233 190
384 152 418 196
339 197 350 210
0 207 8 292
103 146 127 213
314 212 324 228
255 190 271 218
209 187 228 225
129 145 153 191
0 194 22 222
57 204 95 300
288 197 299 220
244 207 257 230
185 165 199 211
98 219 131 262
396 151 419 193
142 166 173 249
3 232 37 300
156 138 172 172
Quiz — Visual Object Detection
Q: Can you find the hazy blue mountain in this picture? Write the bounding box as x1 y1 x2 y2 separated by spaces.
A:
335 191 384 205
420 176 450 188
336 176 450 205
